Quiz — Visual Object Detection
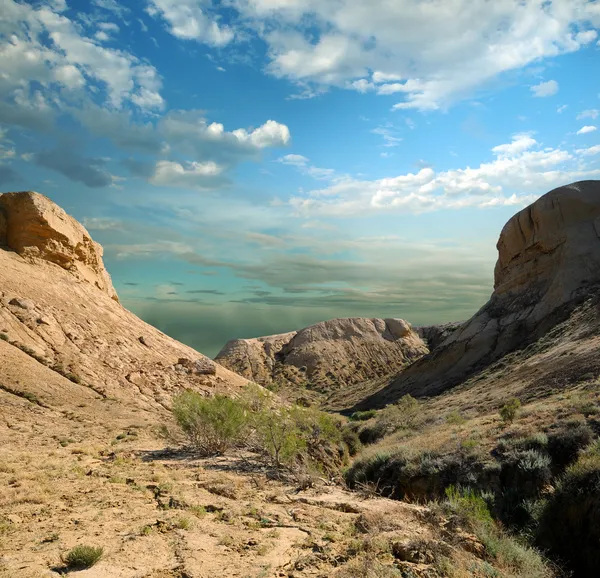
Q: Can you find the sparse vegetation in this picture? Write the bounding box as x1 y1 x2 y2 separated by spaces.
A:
349 409 377 422
499 398 521 424
63 545 104 570
172 385 351 473
172 391 248 455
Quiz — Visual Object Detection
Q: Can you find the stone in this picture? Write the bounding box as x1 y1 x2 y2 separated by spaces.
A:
0 191 118 301
8 297 35 310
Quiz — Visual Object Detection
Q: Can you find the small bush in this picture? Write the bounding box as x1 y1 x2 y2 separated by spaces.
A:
446 410 467 426
546 421 593 470
499 398 521 424
342 426 362 456
172 391 248 455
349 410 377 422
64 545 104 570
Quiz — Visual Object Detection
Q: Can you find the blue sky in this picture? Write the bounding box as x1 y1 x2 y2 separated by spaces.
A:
1 0 600 356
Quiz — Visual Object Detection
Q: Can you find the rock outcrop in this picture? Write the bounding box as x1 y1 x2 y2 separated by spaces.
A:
0 191 247 415
415 322 463 352
361 180 600 406
215 317 428 394
0 191 118 301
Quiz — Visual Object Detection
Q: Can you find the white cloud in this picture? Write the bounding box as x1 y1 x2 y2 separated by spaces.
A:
0 0 164 111
576 145 600 156
279 154 309 166
223 0 600 110
577 109 599 120
575 30 598 44
149 160 227 189
147 0 234 46
158 111 290 164
371 126 402 147
288 135 600 217
278 154 335 180
557 104 568 113
491 134 537 157
531 79 559 97
577 125 597 135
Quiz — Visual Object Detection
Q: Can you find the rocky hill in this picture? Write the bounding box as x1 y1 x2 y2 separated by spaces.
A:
354 179 600 407
215 317 428 398
0 191 525 578
0 191 248 416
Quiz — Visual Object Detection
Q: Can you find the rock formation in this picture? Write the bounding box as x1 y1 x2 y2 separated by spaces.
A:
215 317 428 394
362 180 600 406
0 191 247 414
415 322 463 352
0 191 118 301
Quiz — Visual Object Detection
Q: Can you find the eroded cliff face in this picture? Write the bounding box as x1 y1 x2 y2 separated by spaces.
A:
215 317 428 394
361 180 600 406
0 191 118 301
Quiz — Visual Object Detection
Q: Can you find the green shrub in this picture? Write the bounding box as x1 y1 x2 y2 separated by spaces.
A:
446 410 467 426
342 426 362 456
546 421 593 471
172 391 248 455
64 545 103 569
442 487 551 578
499 398 521 424
349 410 377 422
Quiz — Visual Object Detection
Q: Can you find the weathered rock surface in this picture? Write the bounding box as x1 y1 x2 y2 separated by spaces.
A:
361 180 600 406
415 322 464 352
0 191 247 415
0 191 118 301
215 317 428 394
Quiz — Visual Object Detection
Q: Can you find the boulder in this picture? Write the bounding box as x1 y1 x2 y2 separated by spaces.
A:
0 191 118 301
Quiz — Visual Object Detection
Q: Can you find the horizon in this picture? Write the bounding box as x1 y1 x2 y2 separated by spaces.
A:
1 0 599 357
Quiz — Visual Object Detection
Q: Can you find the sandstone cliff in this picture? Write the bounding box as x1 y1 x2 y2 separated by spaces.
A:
215 317 428 396
360 180 600 406
0 191 247 416
0 191 118 301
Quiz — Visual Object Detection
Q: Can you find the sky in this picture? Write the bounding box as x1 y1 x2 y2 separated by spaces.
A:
1 0 600 357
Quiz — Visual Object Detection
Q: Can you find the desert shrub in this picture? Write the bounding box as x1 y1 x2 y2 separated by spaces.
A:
349 409 377 422
252 406 307 467
64 545 103 570
172 391 248 455
345 445 490 501
441 487 551 578
446 410 467 426
499 398 521 424
342 426 362 456
546 420 593 471
358 395 421 446
537 439 600 576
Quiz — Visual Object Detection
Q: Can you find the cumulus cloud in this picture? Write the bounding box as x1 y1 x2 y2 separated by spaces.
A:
0 0 164 111
287 134 600 217
147 0 234 46
531 80 559 97
577 125 597 135
148 160 228 189
208 0 599 110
